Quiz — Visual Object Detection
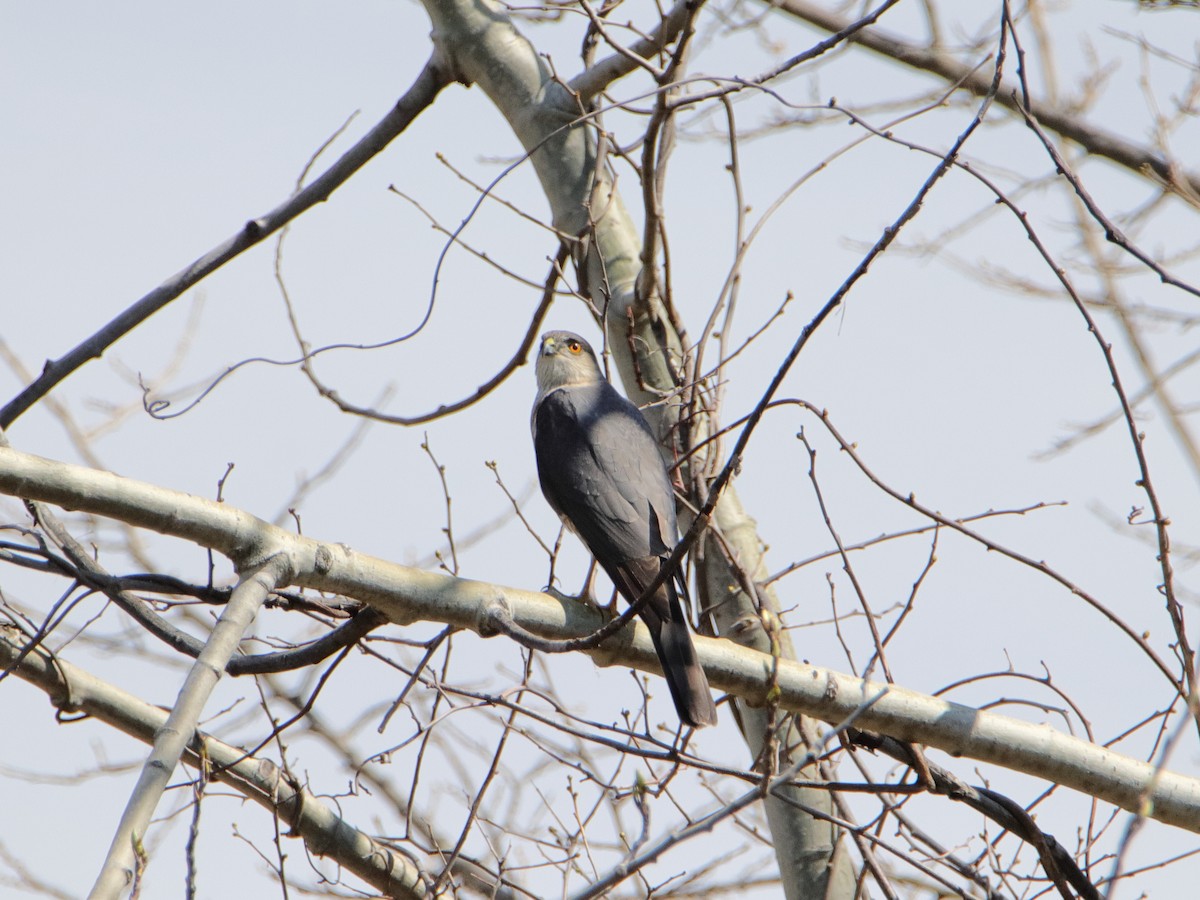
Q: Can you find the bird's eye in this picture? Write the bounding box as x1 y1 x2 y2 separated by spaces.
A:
567 340 581 354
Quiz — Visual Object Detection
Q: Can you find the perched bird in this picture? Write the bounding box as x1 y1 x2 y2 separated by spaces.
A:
531 330 718 728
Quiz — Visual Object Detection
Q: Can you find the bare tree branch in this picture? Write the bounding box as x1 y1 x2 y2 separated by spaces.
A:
1 444 1199 833
771 0 1200 199
0 54 451 431
568 0 694 102
0 624 429 900
89 552 292 899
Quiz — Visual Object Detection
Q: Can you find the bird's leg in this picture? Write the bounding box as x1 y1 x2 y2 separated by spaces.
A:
579 560 622 619
580 558 600 607
543 559 607 613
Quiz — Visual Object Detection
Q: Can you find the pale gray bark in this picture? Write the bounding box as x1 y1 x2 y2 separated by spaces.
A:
3 445 1199 834
89 554 291 899
418 1 856 893
3 5 1192 893
772 0 1200 199
0 624 429 900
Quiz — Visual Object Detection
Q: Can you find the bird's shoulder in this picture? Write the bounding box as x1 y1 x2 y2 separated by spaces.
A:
533 381 679 560
536 382 672 504
536 381 654 437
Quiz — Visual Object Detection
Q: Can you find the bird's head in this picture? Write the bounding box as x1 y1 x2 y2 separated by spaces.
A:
535 331 603 393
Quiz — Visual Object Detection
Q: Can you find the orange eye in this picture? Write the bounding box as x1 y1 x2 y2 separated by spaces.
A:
567 340 581 354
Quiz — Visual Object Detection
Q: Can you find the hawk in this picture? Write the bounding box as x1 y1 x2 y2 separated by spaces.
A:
531 330 718 728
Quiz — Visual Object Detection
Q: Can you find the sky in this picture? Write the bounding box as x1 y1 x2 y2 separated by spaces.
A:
2 1 1200 897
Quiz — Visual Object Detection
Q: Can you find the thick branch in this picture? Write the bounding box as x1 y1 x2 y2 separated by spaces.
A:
90 554 292 899
2 445 1199 833
772 0 1200 199
0 55 451 431
417 4 852 892
0 625 427 899
567 0 693 102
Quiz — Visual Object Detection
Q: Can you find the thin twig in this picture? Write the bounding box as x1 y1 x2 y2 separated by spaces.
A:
0 56 451 430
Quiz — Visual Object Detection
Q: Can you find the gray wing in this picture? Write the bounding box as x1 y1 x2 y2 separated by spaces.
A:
534 382 718 728
533 382 677 565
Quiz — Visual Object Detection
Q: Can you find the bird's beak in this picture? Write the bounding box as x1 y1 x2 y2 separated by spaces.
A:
540 337 556 356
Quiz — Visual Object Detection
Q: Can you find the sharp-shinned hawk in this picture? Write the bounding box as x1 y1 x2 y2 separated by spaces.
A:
531 330 718 728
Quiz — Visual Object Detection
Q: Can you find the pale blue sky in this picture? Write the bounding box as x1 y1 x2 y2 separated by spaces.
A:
2 2 1199 896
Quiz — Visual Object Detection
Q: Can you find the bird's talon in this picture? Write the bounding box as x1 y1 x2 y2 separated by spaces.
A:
545 585 601 610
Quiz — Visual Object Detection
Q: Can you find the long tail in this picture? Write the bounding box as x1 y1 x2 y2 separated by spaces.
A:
609 557 718 728
652 608 719 728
